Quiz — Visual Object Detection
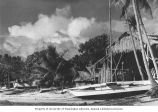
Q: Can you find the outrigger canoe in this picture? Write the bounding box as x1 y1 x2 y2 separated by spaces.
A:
68 80 157 99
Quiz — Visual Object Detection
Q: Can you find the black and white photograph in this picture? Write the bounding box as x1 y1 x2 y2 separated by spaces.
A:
0 0 158 110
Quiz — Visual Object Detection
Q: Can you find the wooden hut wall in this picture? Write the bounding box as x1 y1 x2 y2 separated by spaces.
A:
113 50 149 81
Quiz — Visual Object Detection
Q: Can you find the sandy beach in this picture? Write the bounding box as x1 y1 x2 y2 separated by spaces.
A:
0 89 104 106
1 89 158 106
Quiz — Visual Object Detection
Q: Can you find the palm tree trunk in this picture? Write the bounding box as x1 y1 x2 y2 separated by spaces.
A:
128 25 144 80
137 8 158 85
125 10 144 80
8 73 10 89
132 0 158 87
132 0 157 86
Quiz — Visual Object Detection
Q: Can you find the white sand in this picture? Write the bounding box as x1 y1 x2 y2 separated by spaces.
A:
1 89 158 105
0 90 104 104
135 96 158 106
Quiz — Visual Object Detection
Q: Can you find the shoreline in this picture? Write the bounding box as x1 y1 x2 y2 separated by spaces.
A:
1 90 158 106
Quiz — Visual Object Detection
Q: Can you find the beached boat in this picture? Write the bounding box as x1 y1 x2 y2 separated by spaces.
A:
68 80 158 99
68 0 158 100
1 88 24 95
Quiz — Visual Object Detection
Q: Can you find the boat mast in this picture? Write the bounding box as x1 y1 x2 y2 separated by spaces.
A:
109 0 113 82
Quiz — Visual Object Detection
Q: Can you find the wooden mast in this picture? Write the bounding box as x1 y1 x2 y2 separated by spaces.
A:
109 0 113 82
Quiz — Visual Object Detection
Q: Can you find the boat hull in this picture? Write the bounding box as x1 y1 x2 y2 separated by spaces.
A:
68 81 153 99
74 90 148 99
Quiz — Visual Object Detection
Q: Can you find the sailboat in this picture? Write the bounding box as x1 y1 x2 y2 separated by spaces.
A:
68 81 154 99
68 0 158 99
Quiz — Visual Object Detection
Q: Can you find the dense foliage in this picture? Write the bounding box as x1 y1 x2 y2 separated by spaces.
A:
25 45 64 87
0 34 110 87
0 54 25 86
1 33 154 88
71 34 109 70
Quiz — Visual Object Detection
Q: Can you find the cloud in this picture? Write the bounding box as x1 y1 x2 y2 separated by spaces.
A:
3 36 35 57
111 20 127 33
68 17 95 37
55 5 71 18
143 7 158 35
6 5 125 58
8 14 71 42
67 17 97 45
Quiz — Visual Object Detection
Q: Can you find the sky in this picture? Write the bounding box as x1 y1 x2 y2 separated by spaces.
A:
0 0 158 59
0 0 122 34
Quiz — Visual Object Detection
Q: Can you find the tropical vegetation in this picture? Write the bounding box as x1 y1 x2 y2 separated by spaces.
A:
0 0 158 98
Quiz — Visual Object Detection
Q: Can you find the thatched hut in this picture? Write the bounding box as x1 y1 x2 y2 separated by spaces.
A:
78 32 158 84
111 32 158 81
111 32 158 54
74 71 94 87
111 32 140 53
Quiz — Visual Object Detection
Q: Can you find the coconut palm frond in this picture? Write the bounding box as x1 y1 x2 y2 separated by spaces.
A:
126 15 137 31
113 0 153 18
112 0 124 7
148 0 158 5
32 66 48 74
112 0 131 18
120 0 131 18
118 32 130 41
136 0 153 18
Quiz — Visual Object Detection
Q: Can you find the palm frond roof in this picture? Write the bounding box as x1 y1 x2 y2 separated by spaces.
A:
111 32 158 53
74 71 92 82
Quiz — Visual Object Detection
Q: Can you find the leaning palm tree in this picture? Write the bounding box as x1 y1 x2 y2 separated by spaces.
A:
113 0 158 97
132 0 158 97
126 15 144 80
113 0 144 80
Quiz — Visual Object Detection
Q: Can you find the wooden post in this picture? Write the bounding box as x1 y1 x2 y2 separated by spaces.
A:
103 63 105 83
122 62 124 82
109 0 113 82
7 73 10 89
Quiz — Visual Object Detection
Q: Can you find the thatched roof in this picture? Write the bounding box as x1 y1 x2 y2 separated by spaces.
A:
82 32 158 70
111 32 158 53
74 71 92 82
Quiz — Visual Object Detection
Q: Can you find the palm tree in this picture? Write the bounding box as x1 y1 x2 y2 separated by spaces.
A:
126 15 144 80
25 45 62 88
135 0 158 82
132 0 158 97
113 0 158 97
132 0 153 82
113 0 144 80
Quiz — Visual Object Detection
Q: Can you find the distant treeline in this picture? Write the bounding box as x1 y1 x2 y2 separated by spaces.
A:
0 33 153 87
